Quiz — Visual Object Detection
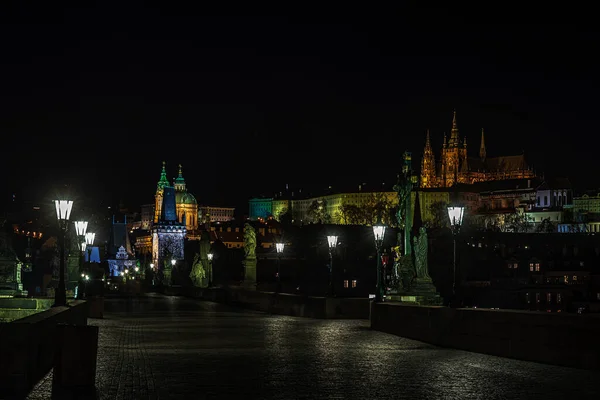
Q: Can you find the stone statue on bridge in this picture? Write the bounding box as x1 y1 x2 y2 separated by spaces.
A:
414 227 431 280
243 223 256 259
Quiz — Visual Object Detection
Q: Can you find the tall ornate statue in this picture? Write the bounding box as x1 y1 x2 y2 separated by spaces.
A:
414 227 431 280
189 253 206 287
393 169 413 257
393 173 412 231
243 223 256 259
190 231 211 287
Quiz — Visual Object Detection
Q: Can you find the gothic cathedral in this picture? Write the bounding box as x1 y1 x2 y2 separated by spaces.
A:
420 111 536 188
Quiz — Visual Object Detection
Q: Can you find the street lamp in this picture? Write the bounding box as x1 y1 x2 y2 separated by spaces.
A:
54 199 74 307
275 242 285 293
372 221 386 302
447 205 465 303
85 232 95 267
74 220 87 285
207 252 213 287
326 235 338 296
171 259 176 266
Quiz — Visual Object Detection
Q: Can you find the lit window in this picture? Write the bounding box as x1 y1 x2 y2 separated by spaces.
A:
546 293 552 303
529 263 534 272
558 293 562 303
564 275 569 283
352 280 357 288
343 280 349 288
573 275 577 281
535 263 540 272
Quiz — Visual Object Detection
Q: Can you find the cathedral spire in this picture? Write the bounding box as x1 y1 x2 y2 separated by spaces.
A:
479 128 486 160
174 163 186 191
420 129 436 188
157 161 169 192
449 109 460 147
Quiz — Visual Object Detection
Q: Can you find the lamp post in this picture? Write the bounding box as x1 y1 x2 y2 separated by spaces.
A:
207 252 213 287
73 221 87 297
447 205 465 304
54 199 74 307
85 232 95 269
275 242 285 293
326 235 338 296
372 221 387 302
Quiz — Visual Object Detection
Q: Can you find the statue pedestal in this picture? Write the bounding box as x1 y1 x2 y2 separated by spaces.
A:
242 258 257 290
388 278 442 306
0 257 27 297
163 266 172 286
411 277 437 293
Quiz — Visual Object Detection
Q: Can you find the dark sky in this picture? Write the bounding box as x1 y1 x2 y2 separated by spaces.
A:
1 6 598 215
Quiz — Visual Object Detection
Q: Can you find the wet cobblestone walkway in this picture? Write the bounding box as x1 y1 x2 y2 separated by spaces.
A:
27 294 600 399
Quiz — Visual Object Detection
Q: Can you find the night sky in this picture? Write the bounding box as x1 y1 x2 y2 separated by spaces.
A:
1 7 598 215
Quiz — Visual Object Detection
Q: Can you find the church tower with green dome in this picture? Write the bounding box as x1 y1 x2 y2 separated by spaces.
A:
173 164 199 234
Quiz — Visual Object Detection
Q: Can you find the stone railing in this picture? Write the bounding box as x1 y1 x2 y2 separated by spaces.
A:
163 285 370 319
0 300 89 397
370 302 600 370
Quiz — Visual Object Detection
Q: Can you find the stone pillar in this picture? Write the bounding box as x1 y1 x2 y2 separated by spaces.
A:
163 265 172 286
0 258 27 297
242 257 257 290
66 254 80 293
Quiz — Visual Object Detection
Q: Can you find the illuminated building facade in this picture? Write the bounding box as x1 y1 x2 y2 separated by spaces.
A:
154 162 199 232
199 206 235 223
152 186 185 266
420 111 536 188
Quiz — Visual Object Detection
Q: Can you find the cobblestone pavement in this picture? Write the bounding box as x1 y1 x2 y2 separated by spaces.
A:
27 294 600 400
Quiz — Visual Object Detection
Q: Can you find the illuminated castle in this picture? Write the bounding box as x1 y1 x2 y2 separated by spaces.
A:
420 111 536 188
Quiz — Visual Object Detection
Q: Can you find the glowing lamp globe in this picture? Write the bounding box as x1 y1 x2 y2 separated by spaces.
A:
54 200 73 221
275 242 285 254
207 253 213 261
73 221 88 236
327 235 338 249
171 259 177 266
447 206 465 228
85 232 96 246
372 223 386 244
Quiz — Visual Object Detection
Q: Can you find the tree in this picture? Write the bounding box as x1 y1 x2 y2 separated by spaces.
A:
428 201 449 229
342 203 365 225
306 199 330 224
502 211 531 233
278 208 293 226
364 192 395 226
536 218 556 233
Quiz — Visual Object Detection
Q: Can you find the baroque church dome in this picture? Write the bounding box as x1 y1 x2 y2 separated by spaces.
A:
176 191 197 205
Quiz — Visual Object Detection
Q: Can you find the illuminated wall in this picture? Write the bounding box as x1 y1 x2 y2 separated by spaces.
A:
152 224 186 265
200 206 235 223
271 199 290 220
249 198 273 220
176 202 198 231
141 204 154 230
